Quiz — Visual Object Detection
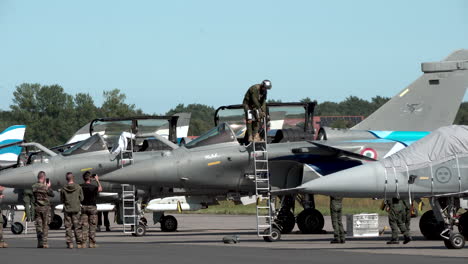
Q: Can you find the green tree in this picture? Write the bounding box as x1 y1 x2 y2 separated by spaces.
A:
74 93 99 128
100 89 143 117
166 104 215 136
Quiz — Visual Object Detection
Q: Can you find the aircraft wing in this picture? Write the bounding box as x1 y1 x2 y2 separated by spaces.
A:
293 141 376 162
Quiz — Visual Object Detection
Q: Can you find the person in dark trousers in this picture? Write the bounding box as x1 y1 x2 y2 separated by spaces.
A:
92 174 111 232
0 185 8 248
80 171 102 248
386 198 412 244
330 196 345 243
32 171 55 248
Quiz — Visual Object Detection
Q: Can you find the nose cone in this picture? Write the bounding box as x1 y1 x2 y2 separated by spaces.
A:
0 167 36 189
299 162 387 198
101 157 178 185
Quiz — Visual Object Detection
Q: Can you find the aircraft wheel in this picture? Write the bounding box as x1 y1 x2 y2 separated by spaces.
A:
49 214 63 230
263 227 281 242
275 211 295 234
444 233 465 249
458 212 468 239
133 224 146 237
160 215 178 232
296 208 324 234
419 211 444 240
11 222 24 235
2 215 6 228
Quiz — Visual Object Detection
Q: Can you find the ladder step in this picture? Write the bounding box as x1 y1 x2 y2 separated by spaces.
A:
257 206 271 209
258 225 272 228
257 215 271 218
255 160 268 162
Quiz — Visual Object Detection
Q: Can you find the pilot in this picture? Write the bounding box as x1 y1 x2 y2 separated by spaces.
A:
0 185 8 248
32 171 55 248
242 80 271 142
386 198 412 245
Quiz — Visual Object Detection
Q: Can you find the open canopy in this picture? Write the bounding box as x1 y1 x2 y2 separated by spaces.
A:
185 123 236 149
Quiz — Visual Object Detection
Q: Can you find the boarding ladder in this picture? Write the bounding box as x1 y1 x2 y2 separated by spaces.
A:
253 117 273 237
121 184 137 234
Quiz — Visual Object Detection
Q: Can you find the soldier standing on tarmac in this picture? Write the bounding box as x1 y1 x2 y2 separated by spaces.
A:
0 185 8 248
386 198 412 244
32 171 55 248
80 171 102 248
242 80 271 142
330 196 346 243
61 172 84 249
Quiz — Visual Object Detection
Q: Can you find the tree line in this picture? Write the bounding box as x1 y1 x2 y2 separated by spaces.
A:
1 83 468 147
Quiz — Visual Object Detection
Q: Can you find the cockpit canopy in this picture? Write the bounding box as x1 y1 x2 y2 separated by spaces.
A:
185 123 236 149
62 134 108 156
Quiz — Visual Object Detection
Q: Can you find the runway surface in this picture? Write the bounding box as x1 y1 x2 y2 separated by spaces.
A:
1 214 467 263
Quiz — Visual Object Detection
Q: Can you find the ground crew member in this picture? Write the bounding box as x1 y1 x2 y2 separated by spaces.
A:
23 189 35 221
0 185 8 248
61 172 84 249
242 80 271 142
386 198 412 244
32 171 55 248
330 196 345 243
80 172 102 248
92 174 111 232
402 199 411 232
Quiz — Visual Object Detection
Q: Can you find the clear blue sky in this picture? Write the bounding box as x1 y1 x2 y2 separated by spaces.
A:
1 0 467 114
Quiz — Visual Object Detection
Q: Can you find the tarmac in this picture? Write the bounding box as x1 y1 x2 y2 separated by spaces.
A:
1 214 467 263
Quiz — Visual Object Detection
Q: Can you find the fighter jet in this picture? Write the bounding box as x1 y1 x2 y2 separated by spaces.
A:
290 125 468 249
99 50 468 239
0 115 189 234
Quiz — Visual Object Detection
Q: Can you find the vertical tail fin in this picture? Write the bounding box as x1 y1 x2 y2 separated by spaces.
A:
352 49 468 131
174 112 192 138
0 125 26 168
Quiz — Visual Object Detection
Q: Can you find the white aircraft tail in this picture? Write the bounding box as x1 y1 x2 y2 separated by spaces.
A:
0 125 26 168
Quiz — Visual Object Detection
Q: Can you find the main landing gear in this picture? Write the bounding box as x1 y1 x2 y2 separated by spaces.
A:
431 197 466 249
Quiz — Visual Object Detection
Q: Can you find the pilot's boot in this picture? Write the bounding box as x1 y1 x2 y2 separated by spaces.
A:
248 135 254 142
0 242 8 248
42 244 49 249
67 243 74 249
330 239 341 244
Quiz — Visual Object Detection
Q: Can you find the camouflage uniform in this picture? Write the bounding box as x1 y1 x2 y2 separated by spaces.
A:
330 196 345 242
80 182 99 246
61 183 84 247
23 189 35 221
242 84 267 141
387 198 410 242
32 182 55 247
80 206 98 245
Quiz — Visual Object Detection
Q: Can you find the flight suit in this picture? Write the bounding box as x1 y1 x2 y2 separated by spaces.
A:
32 183 55 248
387 198 410 242
402 199 411 232
23 189 35 221
330 196 345 243
242 84 267 141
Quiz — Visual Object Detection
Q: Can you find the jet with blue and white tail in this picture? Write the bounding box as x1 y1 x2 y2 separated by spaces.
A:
0 125 26 169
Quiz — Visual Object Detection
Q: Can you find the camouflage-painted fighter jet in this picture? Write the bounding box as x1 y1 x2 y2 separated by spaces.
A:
98 50 468 239
290 125 468 249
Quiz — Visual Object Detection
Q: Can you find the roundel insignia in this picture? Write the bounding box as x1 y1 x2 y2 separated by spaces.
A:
360 148 377 159
435 166 452 184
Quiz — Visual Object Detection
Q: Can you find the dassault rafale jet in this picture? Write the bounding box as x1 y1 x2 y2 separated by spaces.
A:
289 125 468 249
0 114 191 235
96 50 468 240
